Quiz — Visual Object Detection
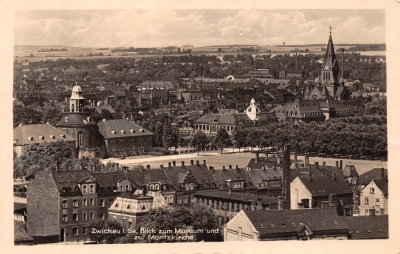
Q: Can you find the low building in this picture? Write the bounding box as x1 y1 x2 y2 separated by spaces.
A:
97 119 153 158
224 208 348 241
13 123 76 158
358 179 388 216
344 215 388 239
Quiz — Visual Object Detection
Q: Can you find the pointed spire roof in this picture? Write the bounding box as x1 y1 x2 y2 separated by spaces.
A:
322 29 338 70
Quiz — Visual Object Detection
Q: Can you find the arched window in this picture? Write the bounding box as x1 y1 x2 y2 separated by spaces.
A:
155 184 160 191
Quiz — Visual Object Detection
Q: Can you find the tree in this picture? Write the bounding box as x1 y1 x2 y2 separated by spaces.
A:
41 107 63 125
191 204 222 242
13 106 43 127
88 219 125 244
191 131 209 155
214 128 231 153
232 128 247 152
162 124 180 150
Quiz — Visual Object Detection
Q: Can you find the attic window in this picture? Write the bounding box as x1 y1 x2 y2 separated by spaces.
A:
28 136 33 141
139 128 144 132
121 130 126 134
281 223 286 227
50 135 55 139
130 129 135 133
111 131 116 135
39 136 44 140
60 134 66 138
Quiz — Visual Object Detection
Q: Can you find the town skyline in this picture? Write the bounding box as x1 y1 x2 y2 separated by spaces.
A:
14 9 385 48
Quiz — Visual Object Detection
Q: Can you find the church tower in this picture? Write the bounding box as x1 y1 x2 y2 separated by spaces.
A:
69 84 85 112
246 98 260 121
320 26 340 97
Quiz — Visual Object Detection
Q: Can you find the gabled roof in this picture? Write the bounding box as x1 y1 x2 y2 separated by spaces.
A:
209 167 247 189
98 119 153 139
14 221 34 243
162 163 216 188
344 215 388 239
359 168 388 185
298 174 352 197
14 123 76 146
244 208 347 236
125 168 170 187
372 178 388 195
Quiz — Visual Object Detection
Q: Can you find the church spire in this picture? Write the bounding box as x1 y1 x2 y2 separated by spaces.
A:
324 27 337 69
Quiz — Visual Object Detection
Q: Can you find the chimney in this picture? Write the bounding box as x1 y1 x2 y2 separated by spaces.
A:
223 166 226 170
203 160 206 165
341 48 344 83
181 161 185 167
160 165 164 170
209 166 214 171
255 152 259 164
315 162 319 168
236 165 239 170
168 162 171 168
305 156 309 166
308 165 312 181
285 61 287 71
173 161 176 167
323 161 326 167
277 154 281 165
190 160 194 165
294 154 297 162
147 165 150 170
257 198 262 211
229 165 232 170
332 172 336 180
295 52 298 70
196 160 199 166
140 166 144 171
282 144 291 201
116 163 119 171
101 164 105 171
339 160 343 169
277 196 283 210
335 161 339 168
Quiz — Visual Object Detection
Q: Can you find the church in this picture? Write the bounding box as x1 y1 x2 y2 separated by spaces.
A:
304 28 349 100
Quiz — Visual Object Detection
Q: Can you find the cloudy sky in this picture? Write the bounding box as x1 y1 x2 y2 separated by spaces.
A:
14 9 385 48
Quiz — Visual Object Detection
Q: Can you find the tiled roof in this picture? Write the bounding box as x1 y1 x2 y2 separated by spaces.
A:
52 170 91 193
298 174 352 197
14 220 34 243
209 167 247 189
125 168 170 187
162 162 216 188
195 191 279 204
373 179 388 195
14 123 76 146
98 119 153 139
342 164 358 177
89 170 127 189
344 215 388 239
244 208 347 235
359 168 388 185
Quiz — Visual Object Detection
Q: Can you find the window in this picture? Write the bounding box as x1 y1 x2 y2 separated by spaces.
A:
370 188 375 194
83 198 87 207
72 227 78 236
73 209 78 221
376 198 380 205
73 199 78 207
62 200 68 208
78 132 83 147
177 196 182 204
90 198 94 206
183 195 188 204
83 226 87 235
189 183 194 191
100 213 105 220
62 214 68 222
83 212 87 221
82 185 87 193
149 184 154 190
90 211 94 219
365 197 369 205
125 184 129 191
89 184 95 193
99 199 105 207
155 184 159 191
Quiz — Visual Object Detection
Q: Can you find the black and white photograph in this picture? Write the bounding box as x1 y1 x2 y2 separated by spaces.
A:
2 1 400 253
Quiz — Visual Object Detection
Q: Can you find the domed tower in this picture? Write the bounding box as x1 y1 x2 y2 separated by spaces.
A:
56 84 101 159
69 85 85 112
246 98 260 121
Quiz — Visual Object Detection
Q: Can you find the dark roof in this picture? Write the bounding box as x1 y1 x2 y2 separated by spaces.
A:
344 215 388 239
373 179 388 195
244 208 347 236
14 221 34 243
359 168 388 185
298 174 352 197
342 164 358 177
162 162 216 188
98 119 153 139
89 170 127 189
57 112 97 126
194 191 279 204
209 167 247 189
125 168 170 187
14 123 76 146
52 170 91 193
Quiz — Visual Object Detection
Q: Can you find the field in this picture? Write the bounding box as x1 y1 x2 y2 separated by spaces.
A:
117 151 386 176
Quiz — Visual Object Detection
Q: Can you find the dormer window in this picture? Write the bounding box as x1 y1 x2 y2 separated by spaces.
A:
39 136 44 140
28 136 33 141
50 135 55 139
111 131 116 135
130 129 135 133
139 128 144 132
121 130 126 134
60 134 66 138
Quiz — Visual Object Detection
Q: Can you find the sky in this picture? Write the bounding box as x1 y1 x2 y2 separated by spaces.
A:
14 9 385 48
